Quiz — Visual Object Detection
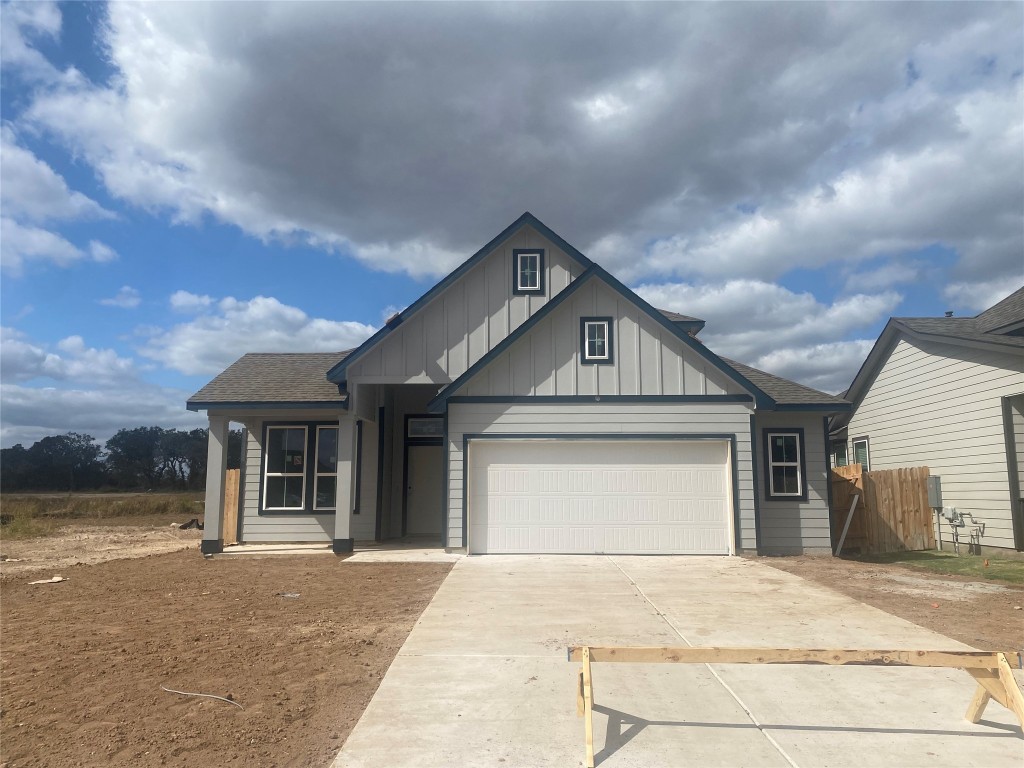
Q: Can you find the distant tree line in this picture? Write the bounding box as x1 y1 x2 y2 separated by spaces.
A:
1 427 244 492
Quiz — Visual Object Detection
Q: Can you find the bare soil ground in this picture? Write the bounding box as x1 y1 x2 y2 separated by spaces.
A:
763 555 1024 651
0 548 452 767
1 518 200 575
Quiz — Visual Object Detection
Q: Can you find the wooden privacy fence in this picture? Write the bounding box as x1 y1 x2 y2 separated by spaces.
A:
830 464 935 554
223 469 240 546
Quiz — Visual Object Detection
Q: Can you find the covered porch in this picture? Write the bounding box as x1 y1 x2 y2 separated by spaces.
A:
194 381 448 555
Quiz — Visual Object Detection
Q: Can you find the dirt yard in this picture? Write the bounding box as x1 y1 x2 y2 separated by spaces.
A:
0 549 452 767
764 555 1024 651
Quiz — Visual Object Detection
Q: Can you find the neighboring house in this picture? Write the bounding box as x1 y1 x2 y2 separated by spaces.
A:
830 288 1024 553
188 213 850 557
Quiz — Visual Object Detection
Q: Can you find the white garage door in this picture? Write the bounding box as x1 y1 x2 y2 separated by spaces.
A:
467 440 732 554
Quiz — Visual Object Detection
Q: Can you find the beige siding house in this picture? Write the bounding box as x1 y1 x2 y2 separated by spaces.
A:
831 288 1024 553
188 213 850 557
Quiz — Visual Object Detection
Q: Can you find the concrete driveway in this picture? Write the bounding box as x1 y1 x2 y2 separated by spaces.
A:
333 556 1022 767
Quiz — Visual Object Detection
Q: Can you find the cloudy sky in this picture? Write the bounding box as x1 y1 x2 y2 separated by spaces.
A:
1 1 1022 447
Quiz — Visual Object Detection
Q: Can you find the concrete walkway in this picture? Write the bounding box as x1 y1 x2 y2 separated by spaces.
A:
332 556 1022 768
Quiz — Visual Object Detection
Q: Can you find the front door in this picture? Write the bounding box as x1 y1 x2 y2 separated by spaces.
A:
405 445 443 536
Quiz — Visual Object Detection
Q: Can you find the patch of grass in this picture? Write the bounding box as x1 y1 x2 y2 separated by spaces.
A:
850 550 1024 585
0 493 203 540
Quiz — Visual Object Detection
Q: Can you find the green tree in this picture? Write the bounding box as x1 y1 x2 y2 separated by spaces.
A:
105 427 167 489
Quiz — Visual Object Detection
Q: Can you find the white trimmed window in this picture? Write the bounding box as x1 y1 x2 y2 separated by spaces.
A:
852 437 870 470
314 426 339 510
264 426 308 510
766 430 804 498
582 319 611 362
513 249 544 294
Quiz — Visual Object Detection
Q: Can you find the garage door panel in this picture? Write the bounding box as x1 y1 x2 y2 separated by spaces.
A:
468 440 731 555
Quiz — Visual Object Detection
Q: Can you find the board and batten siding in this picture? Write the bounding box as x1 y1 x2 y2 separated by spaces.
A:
345 225 584 384
238 411 377 543
845 336 1024 550
445 402 757 551
754 412 832 555
455 279 744 398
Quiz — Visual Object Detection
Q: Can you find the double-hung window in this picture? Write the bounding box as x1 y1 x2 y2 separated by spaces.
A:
580 317 613 364
852 436 870 470
513 249 545 294
264 426 308 510
831 440 848 467
764 429 806 499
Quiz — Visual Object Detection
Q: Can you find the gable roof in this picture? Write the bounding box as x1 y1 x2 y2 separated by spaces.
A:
657 308 706 335
187 352 350 411
326 211 593 383
832 285 1024 430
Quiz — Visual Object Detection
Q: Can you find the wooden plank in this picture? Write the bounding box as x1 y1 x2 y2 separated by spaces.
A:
968 668 1009 709
965 684 993 724
996 653 1024 726
566 647 1007 668
581 646 595 768
223 469 240 546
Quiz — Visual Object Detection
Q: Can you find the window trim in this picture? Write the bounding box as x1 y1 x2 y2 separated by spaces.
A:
262 425 309 512
512 248 545 295
580 316 614 365
763 427 808 501
260 421 345 515
851 436 870 471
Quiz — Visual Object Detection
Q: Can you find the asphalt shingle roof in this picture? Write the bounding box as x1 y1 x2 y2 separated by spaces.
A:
187 352 351 407
893 316 1024 349
721 358 850 406
657 308 703 324
975 286 1024 333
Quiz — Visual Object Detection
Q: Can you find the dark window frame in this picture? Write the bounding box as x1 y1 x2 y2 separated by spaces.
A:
763 427 808 501
512 248 545 295
831 440 848 468
580 316 614 365
259 420 345 515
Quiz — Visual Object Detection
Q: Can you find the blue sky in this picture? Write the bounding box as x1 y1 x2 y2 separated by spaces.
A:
1 1 1022 447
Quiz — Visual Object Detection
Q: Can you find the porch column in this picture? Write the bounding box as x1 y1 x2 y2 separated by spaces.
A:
333 416 357 553
201 414 230 555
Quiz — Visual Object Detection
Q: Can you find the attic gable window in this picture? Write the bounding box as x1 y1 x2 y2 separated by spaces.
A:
513 249 545 295
580 317 614 364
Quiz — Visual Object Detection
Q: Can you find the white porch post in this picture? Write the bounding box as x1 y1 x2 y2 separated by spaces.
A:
333 416 357 553
202 414 230 555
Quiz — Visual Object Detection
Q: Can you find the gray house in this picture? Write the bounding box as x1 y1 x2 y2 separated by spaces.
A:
188 213 849 556
830 287 1024 553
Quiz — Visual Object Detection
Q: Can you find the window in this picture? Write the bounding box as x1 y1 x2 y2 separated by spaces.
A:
580 317 614 364
262 422 343 513
831 440 848 467
407 417 443 440
764 429 806 499
314 426 338 510
512 249 545 294
264 426 308 510
852 436 870 470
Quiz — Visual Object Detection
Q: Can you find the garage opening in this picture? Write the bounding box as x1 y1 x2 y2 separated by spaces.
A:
467 439 733 554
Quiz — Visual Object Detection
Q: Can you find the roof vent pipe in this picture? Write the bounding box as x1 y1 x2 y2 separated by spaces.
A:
944 311 953 318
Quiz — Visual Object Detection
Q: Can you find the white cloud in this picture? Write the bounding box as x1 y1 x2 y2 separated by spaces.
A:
0 1 64 83
169 290 214 313
0 216 84 273
0 327 137 384
636 280 901 393
88 240 118 263
944 279 1022 314
99 285 141 308
139 294 377 375
0 127 115 223
842 259 927 294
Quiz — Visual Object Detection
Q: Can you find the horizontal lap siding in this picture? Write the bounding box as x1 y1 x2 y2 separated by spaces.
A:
846 338 1024 550
240 417 333 543
755 412 832 554
446 403 755 551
